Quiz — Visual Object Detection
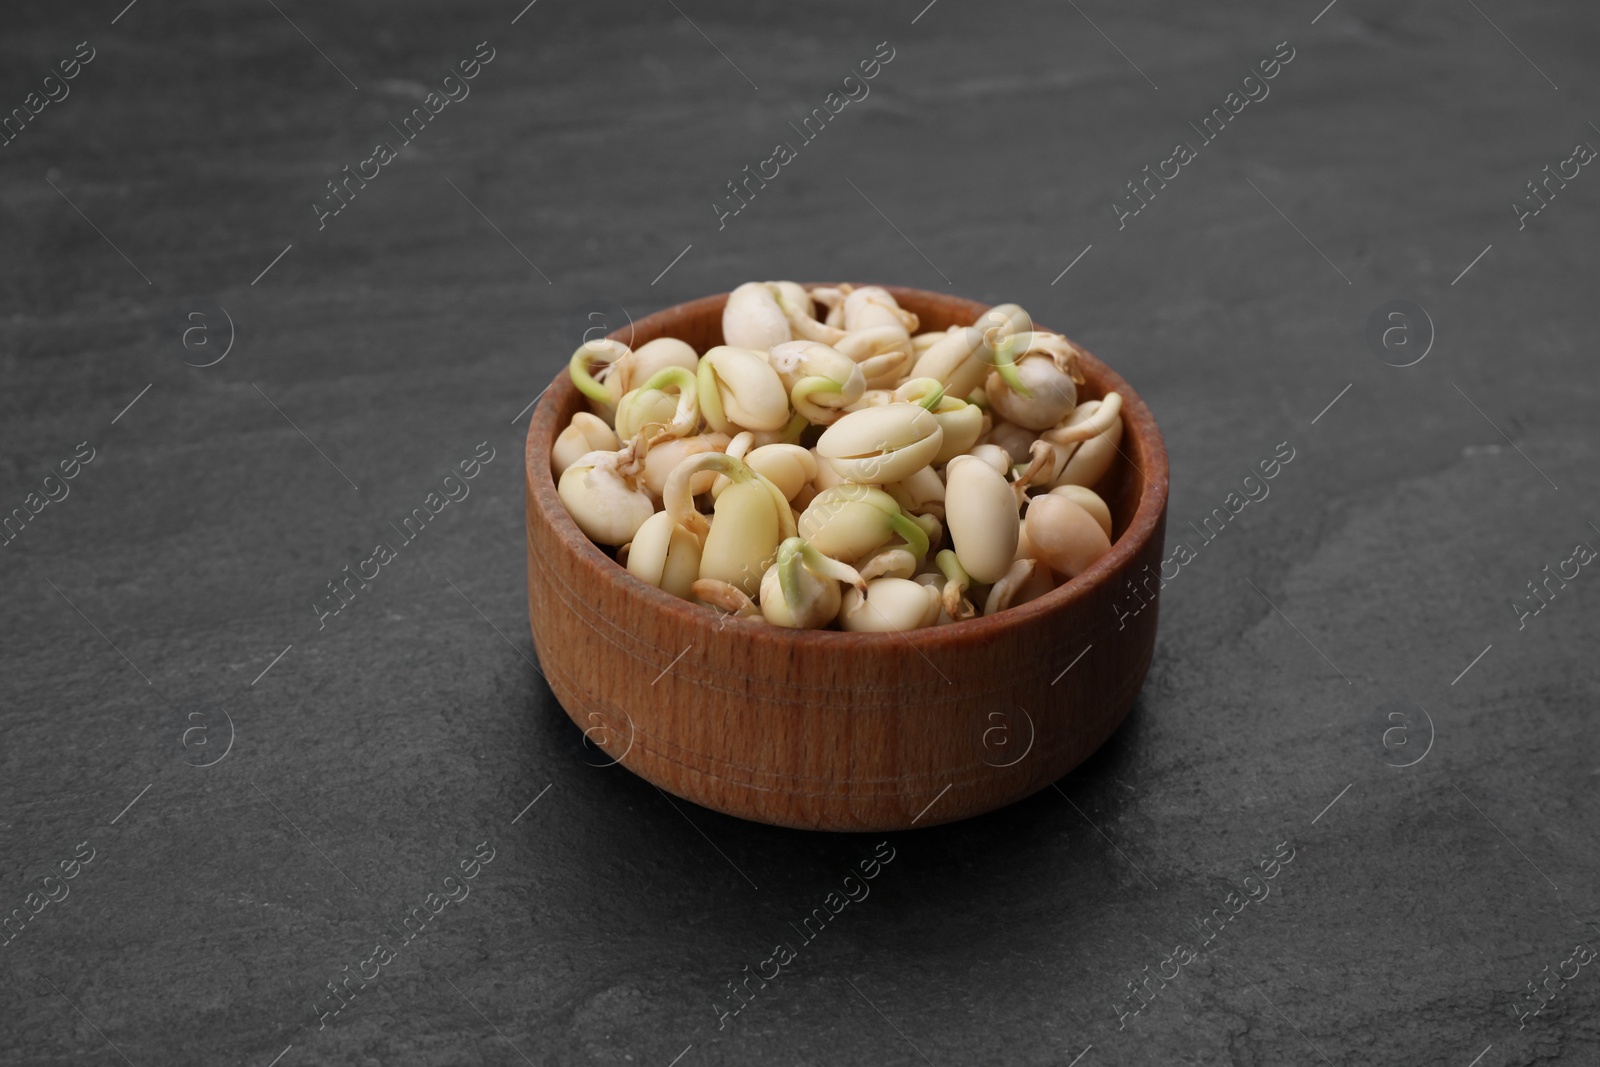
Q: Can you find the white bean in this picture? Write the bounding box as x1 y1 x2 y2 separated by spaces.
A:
722 282 791 351
943 455 1019 583
1025 494 1112 579
840 577 941 632
816 403 943 484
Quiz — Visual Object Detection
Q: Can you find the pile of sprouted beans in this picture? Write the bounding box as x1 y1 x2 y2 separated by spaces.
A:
552 282 1123 632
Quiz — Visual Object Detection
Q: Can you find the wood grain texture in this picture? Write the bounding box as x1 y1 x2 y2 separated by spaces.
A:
525 286 1169 831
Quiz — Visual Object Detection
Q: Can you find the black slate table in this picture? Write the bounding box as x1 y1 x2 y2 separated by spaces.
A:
2 1 1597 1064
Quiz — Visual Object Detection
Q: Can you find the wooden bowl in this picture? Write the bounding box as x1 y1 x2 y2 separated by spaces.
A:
525 286 1168 831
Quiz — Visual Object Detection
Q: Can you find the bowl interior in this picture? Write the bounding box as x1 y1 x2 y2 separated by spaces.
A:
526 285 1167 646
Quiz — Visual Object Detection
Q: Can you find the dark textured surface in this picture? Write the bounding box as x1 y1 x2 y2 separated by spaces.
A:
2 1 1597 1064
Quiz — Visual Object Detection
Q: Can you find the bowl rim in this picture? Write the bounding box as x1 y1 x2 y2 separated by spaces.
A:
525 284 1169 650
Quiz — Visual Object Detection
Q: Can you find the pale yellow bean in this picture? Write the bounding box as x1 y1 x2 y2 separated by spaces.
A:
722 282 792 351
909 325 991 398
968 443 1014 476
930 403 982 464
742 444 817 501
551 412 620 479
759 537 865 629
771 281 848 344
769 340 865 422
840 577 941 632
613 387 680 441
1025 494 1112 579
640 433 729 499
857 548 918 581
623 338 699 392
982 558 1055 615
842 388 896 412
1014 523 1037 564
834 326 914 388
558 450 655 546
1051 406 1124 489
810 284 850 328
943 455 1019 584
626 510 703 599
985 352 1077 430
698 346 791 433
569 338 633 408
910 304 1031 399
797 484 928 564
894 378 985 464
761 561 839 628
663 451 795 547
809 447 850 492
816 403 943 484
884 464 945 519
701 480 782 597
983 421 1037 465
1048 485 1112 539
1044 391 1123 445
842 286 919 333
912 328 953 355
